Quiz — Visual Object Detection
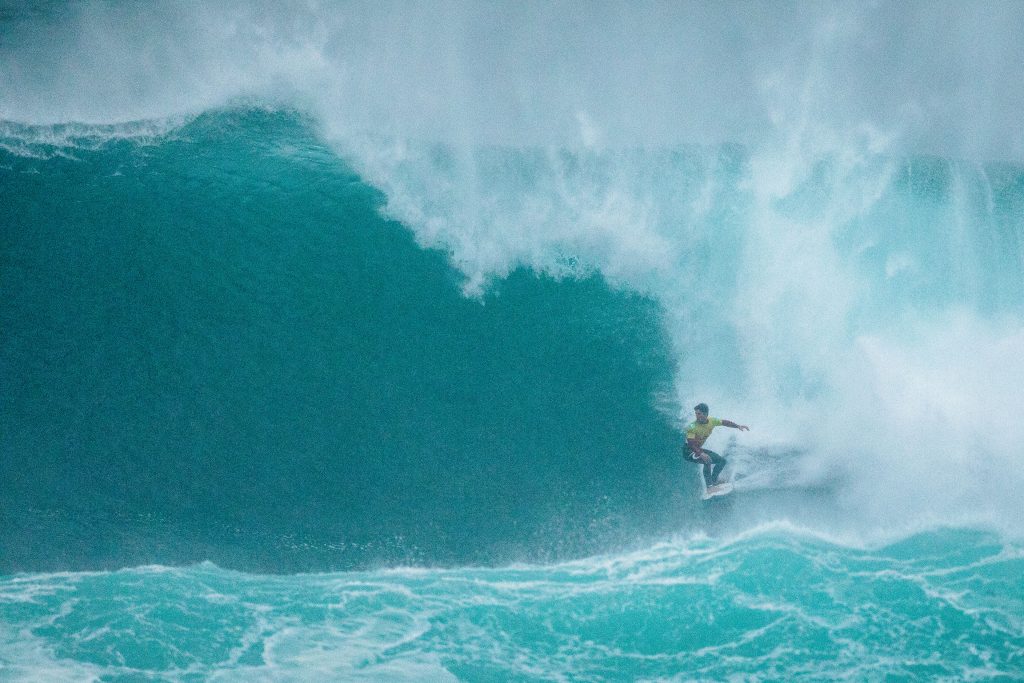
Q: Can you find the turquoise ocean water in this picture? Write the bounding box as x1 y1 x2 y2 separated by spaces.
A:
3 3 1024 681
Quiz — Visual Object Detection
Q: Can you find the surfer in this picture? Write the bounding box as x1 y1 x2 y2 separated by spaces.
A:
684 403 749 487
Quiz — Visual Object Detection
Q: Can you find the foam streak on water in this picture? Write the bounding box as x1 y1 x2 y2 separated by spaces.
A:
1 527 1021 681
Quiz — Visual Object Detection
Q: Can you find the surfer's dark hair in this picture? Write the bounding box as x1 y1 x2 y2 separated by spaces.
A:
694 403 709 414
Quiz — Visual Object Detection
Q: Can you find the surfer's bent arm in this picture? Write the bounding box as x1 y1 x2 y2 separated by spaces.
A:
720 419 750 431
686 437 708 460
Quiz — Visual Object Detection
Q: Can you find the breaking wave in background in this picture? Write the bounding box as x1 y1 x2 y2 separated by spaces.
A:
2 1 1023 680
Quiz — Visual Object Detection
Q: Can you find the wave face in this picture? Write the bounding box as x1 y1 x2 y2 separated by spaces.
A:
1 110 684 571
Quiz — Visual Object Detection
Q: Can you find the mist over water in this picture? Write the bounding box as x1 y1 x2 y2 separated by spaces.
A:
4 1 1024 157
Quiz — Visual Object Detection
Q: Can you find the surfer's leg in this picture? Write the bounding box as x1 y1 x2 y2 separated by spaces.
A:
705 450 726 484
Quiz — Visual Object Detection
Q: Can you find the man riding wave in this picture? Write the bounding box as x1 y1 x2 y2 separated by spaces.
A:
684 402 749 488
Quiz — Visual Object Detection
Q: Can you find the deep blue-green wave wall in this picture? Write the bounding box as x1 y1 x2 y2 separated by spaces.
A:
0 110 684 572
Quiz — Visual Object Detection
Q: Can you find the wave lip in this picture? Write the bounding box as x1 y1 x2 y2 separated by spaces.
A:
0 117 188 151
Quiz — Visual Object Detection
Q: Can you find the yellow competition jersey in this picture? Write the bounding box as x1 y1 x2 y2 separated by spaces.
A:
685 417 722 445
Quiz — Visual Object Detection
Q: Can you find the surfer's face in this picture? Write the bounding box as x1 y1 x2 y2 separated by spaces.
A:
695 410 708 423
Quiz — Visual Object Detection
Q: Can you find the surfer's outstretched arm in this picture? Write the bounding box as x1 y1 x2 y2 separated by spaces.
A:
720 419 749 431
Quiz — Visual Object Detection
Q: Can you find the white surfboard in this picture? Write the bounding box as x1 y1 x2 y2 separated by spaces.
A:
701 481 734 500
